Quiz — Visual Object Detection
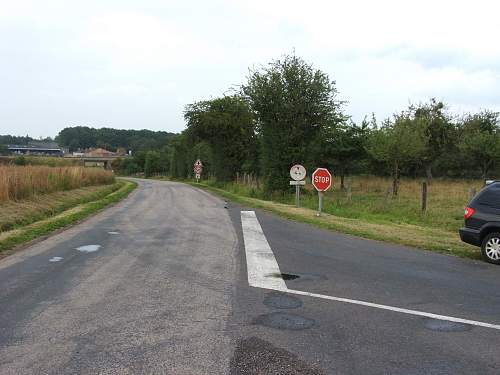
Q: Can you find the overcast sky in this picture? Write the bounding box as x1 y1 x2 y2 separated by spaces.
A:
1 0 499 138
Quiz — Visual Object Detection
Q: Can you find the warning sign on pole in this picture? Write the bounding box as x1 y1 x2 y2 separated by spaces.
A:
193 160 203 182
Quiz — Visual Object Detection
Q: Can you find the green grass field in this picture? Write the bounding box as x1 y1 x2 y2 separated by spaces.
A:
209 176 483 233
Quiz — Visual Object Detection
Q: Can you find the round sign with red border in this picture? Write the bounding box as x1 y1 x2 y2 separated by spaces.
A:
312 168 332 191
290 164 306 181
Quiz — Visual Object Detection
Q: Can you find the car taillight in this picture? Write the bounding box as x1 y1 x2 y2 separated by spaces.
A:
464 207 475 220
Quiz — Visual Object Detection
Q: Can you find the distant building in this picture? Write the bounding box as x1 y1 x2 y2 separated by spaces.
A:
8 142 67 156
65 147 127 169
83 148 121 158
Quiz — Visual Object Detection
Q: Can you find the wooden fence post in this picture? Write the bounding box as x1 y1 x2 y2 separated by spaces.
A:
421 181 428 212
469 187 476 201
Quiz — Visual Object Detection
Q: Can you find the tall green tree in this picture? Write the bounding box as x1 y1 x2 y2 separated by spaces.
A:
314 119 368 189
458 110 500 179
243 54 343 191
412 99 454 180
367 113 425 195
169 133 190 178
144 151 161 177
184 95 255 181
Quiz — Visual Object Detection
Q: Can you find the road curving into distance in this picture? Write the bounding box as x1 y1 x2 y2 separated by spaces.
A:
0 178 499 374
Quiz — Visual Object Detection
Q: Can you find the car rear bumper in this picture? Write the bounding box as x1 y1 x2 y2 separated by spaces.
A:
459 227 481 247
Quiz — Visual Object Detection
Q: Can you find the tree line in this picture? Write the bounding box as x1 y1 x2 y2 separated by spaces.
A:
164 53 500 194
55 126 176 152
4 53 499 190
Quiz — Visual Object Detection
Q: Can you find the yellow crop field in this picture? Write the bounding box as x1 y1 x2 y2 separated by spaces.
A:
0 165 115 202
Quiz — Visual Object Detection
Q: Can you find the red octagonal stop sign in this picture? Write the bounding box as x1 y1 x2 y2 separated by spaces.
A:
312 168 332 191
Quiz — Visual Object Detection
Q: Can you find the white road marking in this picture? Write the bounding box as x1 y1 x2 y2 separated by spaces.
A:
76 245 101 253
241 210 500 331
241 211 287 291
49 257 63 262
108 231 120 235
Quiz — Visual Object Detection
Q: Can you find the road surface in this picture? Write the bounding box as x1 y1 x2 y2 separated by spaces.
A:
0 179 499 374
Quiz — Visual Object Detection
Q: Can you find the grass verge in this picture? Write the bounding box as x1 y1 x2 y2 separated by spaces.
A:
186 181 480 260
0 180 137 256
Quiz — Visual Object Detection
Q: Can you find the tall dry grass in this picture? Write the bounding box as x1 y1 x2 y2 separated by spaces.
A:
0 165 114 202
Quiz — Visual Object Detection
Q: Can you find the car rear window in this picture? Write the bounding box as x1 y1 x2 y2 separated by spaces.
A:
474 185 500 209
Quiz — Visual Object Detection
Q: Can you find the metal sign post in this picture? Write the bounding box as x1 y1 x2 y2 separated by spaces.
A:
289 180 306 207
289 165 307 208
318 191 324 215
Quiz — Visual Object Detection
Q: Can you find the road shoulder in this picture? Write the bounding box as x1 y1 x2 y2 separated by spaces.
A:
0 179 137 258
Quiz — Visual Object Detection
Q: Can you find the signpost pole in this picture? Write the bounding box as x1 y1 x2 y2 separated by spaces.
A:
295 184 300 208
317 191 323 216
290 164 306 208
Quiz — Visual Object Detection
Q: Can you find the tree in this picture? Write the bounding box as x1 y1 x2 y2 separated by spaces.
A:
458 111 500 179
132 151 147 172
119 158 141 175
412 99 454 180
313 119 368 189
243 53 344 191
367 113 425 195
184 95 255 181
169 134 190 178
0 144 8 155
144 151 161 177
56 126 175 152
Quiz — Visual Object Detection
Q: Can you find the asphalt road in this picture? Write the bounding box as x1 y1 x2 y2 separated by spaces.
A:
0 179 499 374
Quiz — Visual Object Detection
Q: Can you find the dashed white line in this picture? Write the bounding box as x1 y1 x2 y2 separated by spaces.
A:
241 210 500 331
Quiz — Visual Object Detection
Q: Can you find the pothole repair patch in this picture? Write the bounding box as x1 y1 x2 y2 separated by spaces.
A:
423 318 473 332
264 292 303 309
76 245 101 253
254 312 315 330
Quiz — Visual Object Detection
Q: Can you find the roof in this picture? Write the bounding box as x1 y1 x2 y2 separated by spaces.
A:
8 141 63 151
83 148 117 157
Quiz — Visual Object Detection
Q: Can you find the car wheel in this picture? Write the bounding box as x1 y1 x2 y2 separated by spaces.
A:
481 232 500 264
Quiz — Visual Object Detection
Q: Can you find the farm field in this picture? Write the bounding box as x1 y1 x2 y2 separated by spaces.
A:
0 165 114 202
0 165 134 253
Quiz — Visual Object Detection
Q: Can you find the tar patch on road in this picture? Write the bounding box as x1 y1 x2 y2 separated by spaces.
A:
230 337 324 375
263 292 303 309
254 312 315 331
267 272 327 282
423 318 473 332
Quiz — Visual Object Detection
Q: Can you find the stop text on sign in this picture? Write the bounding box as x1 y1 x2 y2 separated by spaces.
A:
314 176 330 183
